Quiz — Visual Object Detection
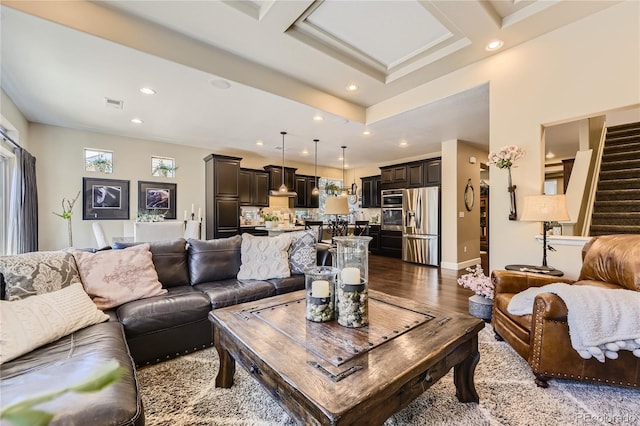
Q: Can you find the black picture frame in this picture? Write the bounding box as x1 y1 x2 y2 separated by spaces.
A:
137 181 177 220
83 177 130 220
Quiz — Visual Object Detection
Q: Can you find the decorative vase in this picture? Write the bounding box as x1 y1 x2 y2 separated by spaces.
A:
507 167 517 221
333 236 372 328
304 266 338 322
468 294 493 321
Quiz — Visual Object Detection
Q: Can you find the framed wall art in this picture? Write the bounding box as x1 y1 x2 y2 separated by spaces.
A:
138 181 177 220
82 177 130 220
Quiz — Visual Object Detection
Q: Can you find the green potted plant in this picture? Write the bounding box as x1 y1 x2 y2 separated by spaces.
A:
152 161 178 177
260 212 279 228
324 182 341 196
87 157 112 173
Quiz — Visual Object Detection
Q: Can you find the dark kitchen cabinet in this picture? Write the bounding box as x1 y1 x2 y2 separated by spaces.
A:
380 165 407 189
425 159 441 186
239 168 269 207
369 224 381 254
306 177 319 208
379 229 402 258
204 154 242 239
264 165 297 192
294 174 319 208
407 162 424 187
361 175 381 208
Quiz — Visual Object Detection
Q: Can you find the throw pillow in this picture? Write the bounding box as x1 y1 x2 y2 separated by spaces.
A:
188 235 242 284
73 244 167 310
288 229 318 274
0 283 109 364
237 233 292 280
0 251 81 301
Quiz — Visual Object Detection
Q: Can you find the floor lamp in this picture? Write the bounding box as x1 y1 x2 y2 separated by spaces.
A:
520 194 570 272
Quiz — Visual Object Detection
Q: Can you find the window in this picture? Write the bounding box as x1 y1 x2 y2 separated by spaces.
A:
0 139 15 255
85 149 113 173
151 156 176 178
318 177 343 219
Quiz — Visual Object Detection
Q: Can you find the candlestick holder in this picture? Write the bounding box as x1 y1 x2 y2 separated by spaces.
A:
333 236 372 328
304 266 338 322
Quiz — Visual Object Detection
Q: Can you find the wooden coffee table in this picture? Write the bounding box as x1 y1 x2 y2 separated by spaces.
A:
209 290 484 425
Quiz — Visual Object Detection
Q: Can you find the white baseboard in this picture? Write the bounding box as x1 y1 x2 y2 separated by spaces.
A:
441 257 481 271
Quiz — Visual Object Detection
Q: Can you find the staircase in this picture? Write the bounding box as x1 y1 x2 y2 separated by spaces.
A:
590 121 640 236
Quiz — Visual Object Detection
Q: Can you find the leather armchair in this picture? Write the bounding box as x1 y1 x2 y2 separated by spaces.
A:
492 234 640 388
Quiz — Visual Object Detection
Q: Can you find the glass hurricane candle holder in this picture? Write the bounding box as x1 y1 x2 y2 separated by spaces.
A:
304 266 338 322
333 236 372 328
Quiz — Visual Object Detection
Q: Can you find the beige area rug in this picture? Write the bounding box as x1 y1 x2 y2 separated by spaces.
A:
137 327 639 425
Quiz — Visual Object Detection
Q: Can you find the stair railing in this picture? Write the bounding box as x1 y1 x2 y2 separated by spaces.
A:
580 124 607 236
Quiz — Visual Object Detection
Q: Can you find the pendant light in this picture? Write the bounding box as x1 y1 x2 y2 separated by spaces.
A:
340 146 348 197
270 131 297 197
312 139 320 195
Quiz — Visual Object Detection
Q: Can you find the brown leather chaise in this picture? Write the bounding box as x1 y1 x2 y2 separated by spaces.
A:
492 234 640 388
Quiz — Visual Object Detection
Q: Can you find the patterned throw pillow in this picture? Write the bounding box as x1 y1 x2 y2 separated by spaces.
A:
72 244 167 310
0 251 81 301
0 282 109 364
288 230 317 274
237 233 292 280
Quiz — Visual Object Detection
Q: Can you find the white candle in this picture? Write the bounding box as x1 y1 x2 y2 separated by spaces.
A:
341 267 361 284
198 208 202 221
311 280 330 298
191 203 194 214
183 210 187 221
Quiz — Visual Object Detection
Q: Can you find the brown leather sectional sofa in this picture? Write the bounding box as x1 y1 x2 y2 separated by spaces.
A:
1 236 332 426
492 234 640 389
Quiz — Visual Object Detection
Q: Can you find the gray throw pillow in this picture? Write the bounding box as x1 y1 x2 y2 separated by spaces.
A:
0 251 81 301
288 230 318 274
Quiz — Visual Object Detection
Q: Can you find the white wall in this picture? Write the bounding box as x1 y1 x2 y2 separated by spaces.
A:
367 1 640 278
27 123 344 250
1 88 29 148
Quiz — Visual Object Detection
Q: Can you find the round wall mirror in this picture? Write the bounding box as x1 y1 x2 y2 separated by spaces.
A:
464 179 475 211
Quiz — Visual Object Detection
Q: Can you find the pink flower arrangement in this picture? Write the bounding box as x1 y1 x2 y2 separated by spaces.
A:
488 145 525 169
457 265 494 300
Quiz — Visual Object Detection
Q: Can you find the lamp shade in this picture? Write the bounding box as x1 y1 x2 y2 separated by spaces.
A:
520 195 570 222
325 196 349 215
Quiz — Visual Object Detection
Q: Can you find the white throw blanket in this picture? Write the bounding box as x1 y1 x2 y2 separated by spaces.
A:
507 283 640 362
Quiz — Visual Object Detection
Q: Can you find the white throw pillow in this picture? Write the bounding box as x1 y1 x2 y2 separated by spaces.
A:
73 244 167 310
0 283 109 364
237 233 292 280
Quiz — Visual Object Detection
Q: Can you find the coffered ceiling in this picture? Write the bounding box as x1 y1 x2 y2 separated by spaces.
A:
0 0 620 169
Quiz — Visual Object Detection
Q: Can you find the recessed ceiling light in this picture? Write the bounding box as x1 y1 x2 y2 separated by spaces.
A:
210 79 231 89
546 151 555 159
302 149 309 155
362 130 371 136
313 114 323 121
399 140 408 147
139 87 156 95
346 83 359 92
131 118 143 124
486 40 504 51
256 140 264 146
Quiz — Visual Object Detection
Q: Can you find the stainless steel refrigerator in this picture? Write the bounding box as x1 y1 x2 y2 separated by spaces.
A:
402 187 440 266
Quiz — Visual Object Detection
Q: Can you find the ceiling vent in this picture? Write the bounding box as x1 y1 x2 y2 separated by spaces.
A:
104 97 124 109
